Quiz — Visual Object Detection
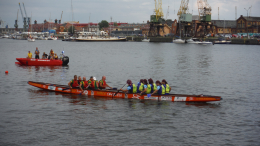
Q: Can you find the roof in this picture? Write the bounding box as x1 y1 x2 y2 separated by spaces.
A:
243 16 260 21
211 20 237 28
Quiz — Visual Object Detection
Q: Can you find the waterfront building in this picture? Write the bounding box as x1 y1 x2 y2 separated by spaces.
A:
236 15 260 33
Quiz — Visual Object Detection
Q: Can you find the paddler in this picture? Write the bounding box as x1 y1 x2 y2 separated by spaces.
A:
27 51 33 59
99 76 112 90
162 79 171 95
150 80 165 96
89 76 100 90
68 75 79 88
35 47 40 59
120 80 137 93
140 79 151 95
148 78 157 93
137 79 144 93
79 77 89 92
77 76 82 85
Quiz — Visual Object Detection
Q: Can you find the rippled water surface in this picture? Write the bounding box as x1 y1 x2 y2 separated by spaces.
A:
0 39 260 145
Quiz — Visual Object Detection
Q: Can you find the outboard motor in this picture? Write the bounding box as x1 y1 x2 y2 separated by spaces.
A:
62 56 69 65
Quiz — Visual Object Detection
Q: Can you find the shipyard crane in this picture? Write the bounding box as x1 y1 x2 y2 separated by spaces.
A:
60 11 63 22
197 0 211 22
19 3 27 32
22 3 30 30
154 0 164 21
14 9 19 31
177 0 189 18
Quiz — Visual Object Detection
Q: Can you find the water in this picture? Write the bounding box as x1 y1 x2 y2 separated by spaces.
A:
0 39 260 145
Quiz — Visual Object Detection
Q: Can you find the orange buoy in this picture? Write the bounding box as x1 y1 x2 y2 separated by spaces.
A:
5 70 8 74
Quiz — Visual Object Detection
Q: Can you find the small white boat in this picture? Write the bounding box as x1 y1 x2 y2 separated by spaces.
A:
197 41 212 45
2 34 9 38
142 39 150 42
186 38 200 44
173 39 185 44
47 36 58 40
27 37 35 42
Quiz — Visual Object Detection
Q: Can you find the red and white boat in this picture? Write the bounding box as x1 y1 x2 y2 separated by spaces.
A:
28 81 222 102
16 57 69 66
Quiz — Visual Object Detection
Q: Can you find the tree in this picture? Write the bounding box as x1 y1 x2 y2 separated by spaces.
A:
114 22 118 26
99 20 109 30
68 26 75 34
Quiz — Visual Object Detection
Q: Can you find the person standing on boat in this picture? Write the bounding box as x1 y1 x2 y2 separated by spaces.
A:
148 78 157 93
79 77 89 92
35 47 40 59
137 79 144 93
27 51 33 59
120 80 137 93
68 75 79 88
162 79 171 95
42 52 48 59
99 76 112 90
150 80 165 96
140 79 151 95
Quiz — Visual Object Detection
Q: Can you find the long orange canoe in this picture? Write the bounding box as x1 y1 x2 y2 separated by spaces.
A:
28 81 222 102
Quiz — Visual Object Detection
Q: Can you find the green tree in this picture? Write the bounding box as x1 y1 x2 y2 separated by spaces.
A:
68 26 75 34
98 20 109 30
114 22 118 26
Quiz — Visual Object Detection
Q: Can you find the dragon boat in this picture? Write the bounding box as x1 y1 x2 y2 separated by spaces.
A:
28 81 222 102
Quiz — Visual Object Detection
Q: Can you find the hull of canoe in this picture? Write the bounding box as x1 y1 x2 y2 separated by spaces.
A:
16 58 63 66
28 81 222 102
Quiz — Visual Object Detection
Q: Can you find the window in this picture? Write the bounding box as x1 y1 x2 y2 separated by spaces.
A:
248 22 251 25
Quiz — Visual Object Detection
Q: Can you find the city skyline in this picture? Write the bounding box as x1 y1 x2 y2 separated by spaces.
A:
0 0 259 28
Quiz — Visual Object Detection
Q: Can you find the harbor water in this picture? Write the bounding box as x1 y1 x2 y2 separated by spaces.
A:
0 39 260 145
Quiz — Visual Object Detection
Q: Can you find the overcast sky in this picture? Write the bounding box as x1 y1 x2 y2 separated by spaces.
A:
0 0 259 28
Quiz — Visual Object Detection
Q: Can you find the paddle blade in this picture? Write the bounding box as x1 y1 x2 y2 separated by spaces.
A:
112 88 117 90
147 94 151 98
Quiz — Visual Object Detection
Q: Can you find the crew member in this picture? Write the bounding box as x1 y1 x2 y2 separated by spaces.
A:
54 53 58 60
137 79 144 93
77 76 82 85
140 79 151 95
35 47 40 59
99 76 112 90
42 52 48 59
120 80 137 93
89 76 99 90
27 51 33 59
148 78 157 93
162 79 171 95
68 75 79 88
150 80 165 96
79 77 89 92
88 76 93 87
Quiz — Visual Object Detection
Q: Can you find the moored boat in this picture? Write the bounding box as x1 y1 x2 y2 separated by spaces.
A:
28 81 222 102
173 39 186 44
16 57 69 66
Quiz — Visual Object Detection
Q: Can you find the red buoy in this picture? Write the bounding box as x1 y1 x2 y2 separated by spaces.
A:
5 70 8 74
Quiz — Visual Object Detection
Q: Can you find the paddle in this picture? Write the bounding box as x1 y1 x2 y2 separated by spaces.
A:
79 85 90 95
113 84 126 99
62 88 71 91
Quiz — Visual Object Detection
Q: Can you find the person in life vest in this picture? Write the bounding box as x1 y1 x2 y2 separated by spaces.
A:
88 76 93 88
89 76 100 90
35 47 40 59
120 79 137 93
77 76 82 85
140 79 151 95
54 53 58 60
68 75 79 88
137 79 144 93
162 79 171 95
150 80 165 95
99 76 112 90
42 52 48 59
148 78 157 93
79 77 89 92
27 51 33 59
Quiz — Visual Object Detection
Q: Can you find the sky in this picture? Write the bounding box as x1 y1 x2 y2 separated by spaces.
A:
0 0 259 28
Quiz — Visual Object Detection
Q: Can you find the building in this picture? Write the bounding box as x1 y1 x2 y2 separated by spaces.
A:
211 20 237 34
236 15 260 33
0 28 23 34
